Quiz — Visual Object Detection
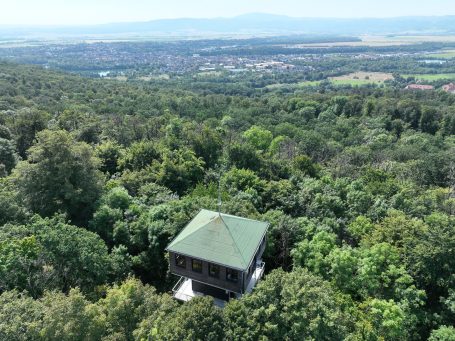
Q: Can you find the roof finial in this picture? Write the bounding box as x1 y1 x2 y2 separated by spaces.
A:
217 174 222 216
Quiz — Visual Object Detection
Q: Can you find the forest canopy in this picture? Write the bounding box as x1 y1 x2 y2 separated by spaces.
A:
1 61 455 340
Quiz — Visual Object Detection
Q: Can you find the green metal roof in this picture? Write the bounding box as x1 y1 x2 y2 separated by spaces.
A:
166 209 268 271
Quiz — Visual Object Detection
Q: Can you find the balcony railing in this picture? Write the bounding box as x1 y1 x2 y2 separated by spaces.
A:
172 276 185 294
173 261 266 301
254 261 265 281
245 260 265 294
172 277 227 307
172 276 195 302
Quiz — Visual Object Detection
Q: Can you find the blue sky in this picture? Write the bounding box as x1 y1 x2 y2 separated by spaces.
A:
2 0 455 25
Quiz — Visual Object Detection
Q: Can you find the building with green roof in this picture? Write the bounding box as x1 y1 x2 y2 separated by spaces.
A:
167 209 268 304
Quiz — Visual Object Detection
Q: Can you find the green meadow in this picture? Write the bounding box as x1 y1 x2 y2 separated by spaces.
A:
426 50 455 59
404 73 455 81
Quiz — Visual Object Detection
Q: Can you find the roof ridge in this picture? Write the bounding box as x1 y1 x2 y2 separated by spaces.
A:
220 215 249 268
170 212 229 248
220 211 261 222
166 209 207 249
166 209 269 271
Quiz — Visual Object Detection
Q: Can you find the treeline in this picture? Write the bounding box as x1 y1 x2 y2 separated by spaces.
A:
199 42 455 57
1 62 455 340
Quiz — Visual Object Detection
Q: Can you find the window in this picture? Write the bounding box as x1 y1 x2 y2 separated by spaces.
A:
209 263 220 278
226 268 238 283
175 254 186 268
192 259 203 273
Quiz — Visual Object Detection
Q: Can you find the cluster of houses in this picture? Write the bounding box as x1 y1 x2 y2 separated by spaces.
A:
405 82 455 94
405 84 435 91
198 60 298 73
442 83 455 94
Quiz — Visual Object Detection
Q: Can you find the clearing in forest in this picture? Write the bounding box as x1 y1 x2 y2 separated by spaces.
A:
329 72 394 85
291 72 393 88
426 50 455 59
404 73 455 81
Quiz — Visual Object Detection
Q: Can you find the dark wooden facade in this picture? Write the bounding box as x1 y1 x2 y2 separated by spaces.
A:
169 235 266 295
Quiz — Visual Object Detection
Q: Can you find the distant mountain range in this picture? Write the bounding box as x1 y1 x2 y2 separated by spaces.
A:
1 13 455 39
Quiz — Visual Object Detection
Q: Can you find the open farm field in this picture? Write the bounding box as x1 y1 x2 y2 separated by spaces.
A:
288 35 455 48
292 72 394 88
426 50 455 59
404 73 455 81
329 72 393 85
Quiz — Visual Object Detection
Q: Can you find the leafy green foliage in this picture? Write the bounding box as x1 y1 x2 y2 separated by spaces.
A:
1 215 118 296
429 326 455 341
350 298 408 341
0 138 17 175
1 61 455 340
96 140 124 175
224 268 351 340
292 230 337 275
13 130 103 226
243 125 273 151
118 140 160 171
157 296 224 341
155 148 205 195
39 289 105 341
10 108 49 159
0 235 46 296
0 290 43 341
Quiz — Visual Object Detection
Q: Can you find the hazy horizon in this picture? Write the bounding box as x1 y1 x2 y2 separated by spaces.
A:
2 0 455 26
2 13 455 28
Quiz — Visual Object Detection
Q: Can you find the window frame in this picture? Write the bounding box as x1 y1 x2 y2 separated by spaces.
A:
175 254 186 269
226 267 239 283
191 258 203 273
208 263 220 278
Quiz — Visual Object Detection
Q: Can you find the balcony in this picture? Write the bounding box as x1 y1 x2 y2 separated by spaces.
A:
245 260 265 294
171 260 266 307
172 277 227 308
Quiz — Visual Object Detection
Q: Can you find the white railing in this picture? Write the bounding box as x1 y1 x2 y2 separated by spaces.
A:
172 276 185 294
172 277 193 302
254 261 265 281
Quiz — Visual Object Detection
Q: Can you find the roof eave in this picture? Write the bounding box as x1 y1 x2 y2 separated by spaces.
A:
166 248 247 272
244 222 269 271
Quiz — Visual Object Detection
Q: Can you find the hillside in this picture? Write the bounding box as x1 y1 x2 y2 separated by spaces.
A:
2 13 455 38
1 61 455 339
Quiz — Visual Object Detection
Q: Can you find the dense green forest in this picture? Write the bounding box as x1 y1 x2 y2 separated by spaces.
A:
1 60 455 340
